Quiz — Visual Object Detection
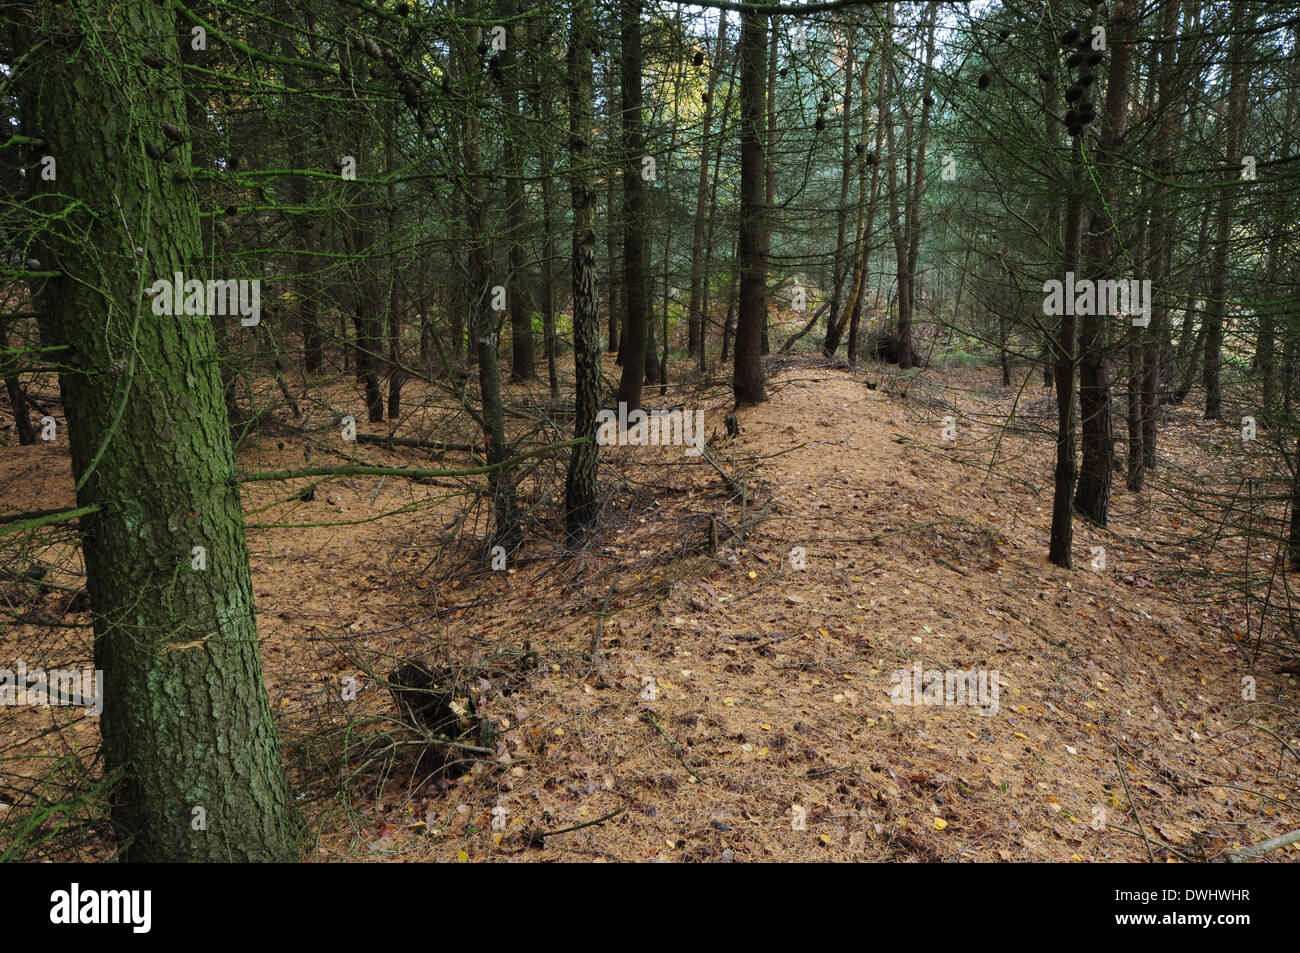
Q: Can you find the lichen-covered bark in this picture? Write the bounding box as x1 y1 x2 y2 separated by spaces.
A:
20 0 300 861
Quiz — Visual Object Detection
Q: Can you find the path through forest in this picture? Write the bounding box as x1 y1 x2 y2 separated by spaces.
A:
4 358 1295 861
284 359 1297 862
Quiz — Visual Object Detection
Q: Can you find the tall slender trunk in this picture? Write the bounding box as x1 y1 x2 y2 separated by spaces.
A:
463 0 521 552
386 114 403 419
734 7 768 404
278 5 323 374
565 0 600 537
616 0 650 408
1202 1 1251 420
1050 153 1086 569
700 41 739 371
829 20 855 350
1139 0 1184 477
687 15 727 359
899 6 938 370
503 0 535 383
606 59 622 357
1074 0 1135 525
840 49 879 364
536 65 561 399
761 16 778 357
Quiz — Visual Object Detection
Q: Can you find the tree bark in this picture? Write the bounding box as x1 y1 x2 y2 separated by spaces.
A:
734 6 768 405
19 0 300 860
1050 157 1085 569
1202 0 1251 420
1074 0 1136 526
503 0 536 383
462 0 522 552
565 0 600 538
686 15 727 360
616 0 651 408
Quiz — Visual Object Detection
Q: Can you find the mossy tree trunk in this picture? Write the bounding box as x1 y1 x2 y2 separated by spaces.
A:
19 0 300 861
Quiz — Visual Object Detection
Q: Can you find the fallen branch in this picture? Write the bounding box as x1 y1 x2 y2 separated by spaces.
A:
236 437 588 484
1114 741 1156 863
640 710 706 784
356 433 478 453
716 503 773 551
779 299 832 352
697 443 747 501
525 807 626 847
1221 828 1300 862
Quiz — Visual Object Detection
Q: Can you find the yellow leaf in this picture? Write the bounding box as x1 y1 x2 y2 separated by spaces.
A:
819 834 831 845
933 818 948 831
456 849 468 863
1013 732 1028 740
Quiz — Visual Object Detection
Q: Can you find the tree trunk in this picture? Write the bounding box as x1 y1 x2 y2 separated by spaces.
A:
565 0 600 537
277 4 324 375
3 372 36 444
463 0 522 553
734 7 768 405
503 0 535 384
1049 159 1086 569
1074 0 1136 526
1202 0 1250 420
385 115 403 420
700 41 740 371
828 44 880 360
605 59 622 357
536 64 561 400
2 313 36 443
828 20 855 353
20 0 300 860
761 17 778 357
616 0 650 408
1139 0 1184 476
899 5 938 370
687 13 727 359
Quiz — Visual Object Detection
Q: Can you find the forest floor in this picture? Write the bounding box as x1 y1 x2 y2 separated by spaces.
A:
3 345 1298 862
